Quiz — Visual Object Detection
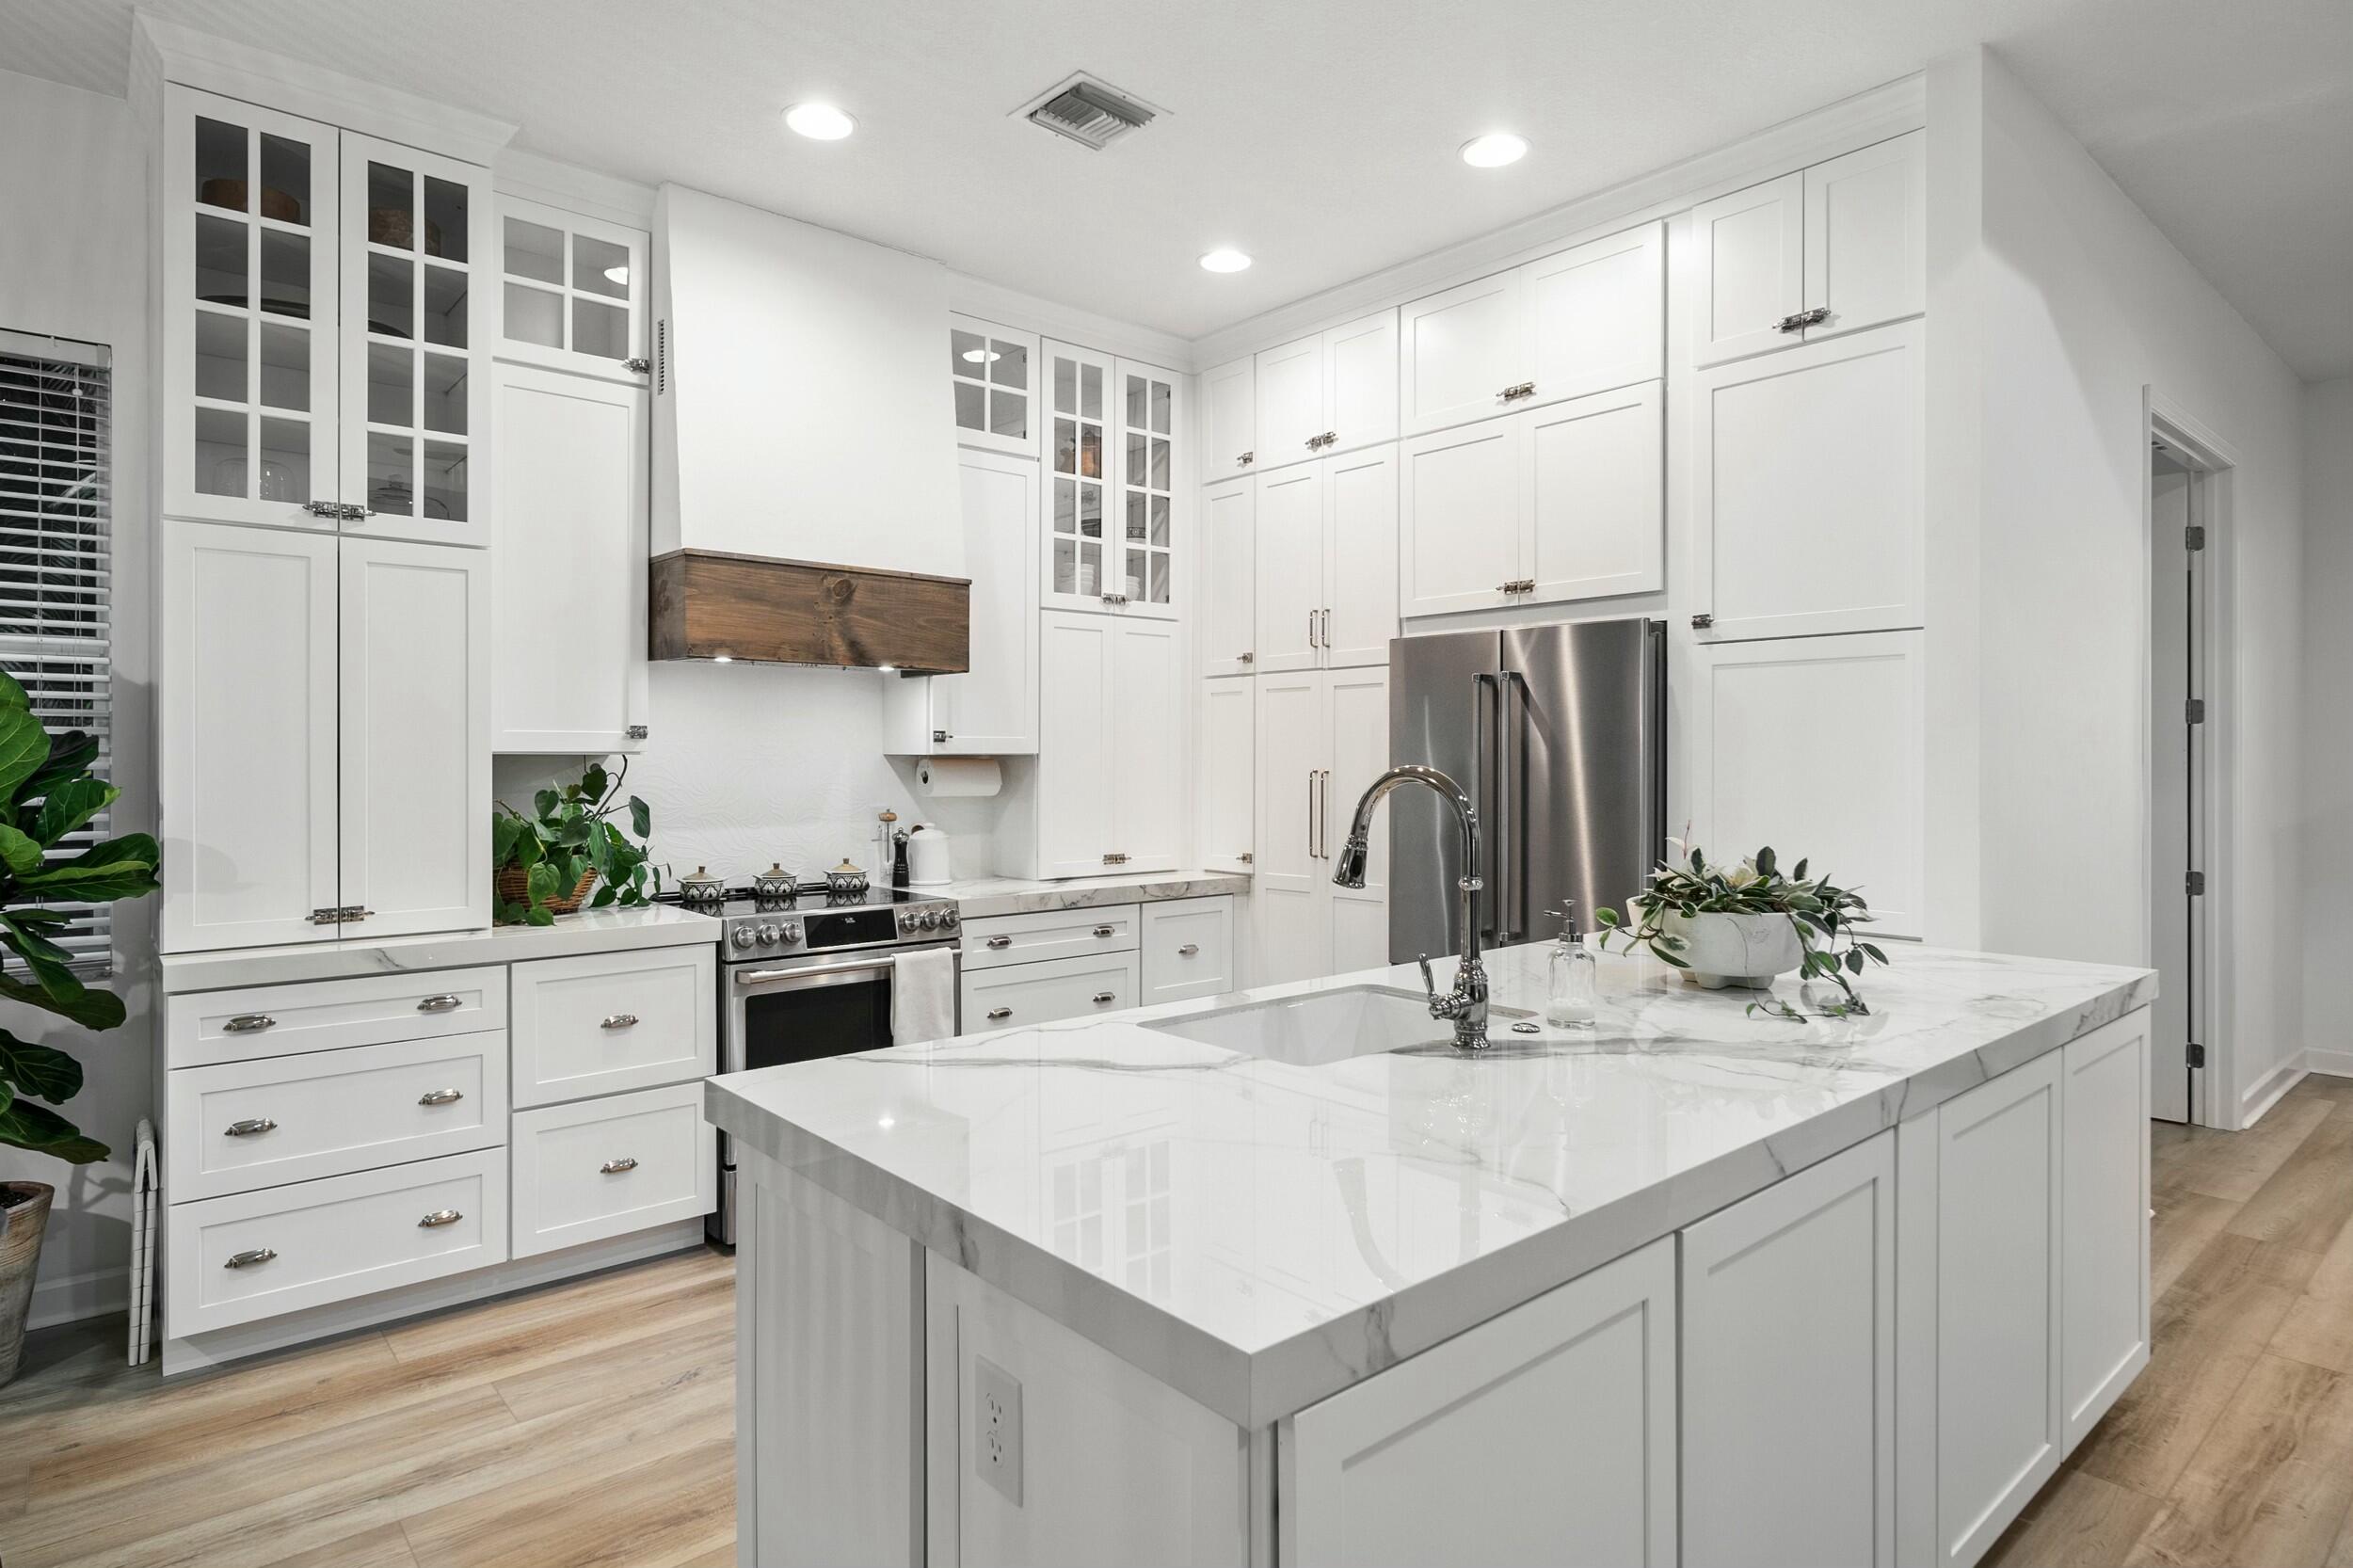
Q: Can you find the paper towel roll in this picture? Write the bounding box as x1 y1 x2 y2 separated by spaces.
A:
916 757 1001 797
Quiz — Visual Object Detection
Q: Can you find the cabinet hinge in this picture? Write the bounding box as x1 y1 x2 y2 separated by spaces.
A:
2185 524 2205 552
1690 613 1715 631
2186 1041 2208 1068
2185 870 2206 896
933 729 950 744
1102 852 1129 867
308 904 373 925
2185 697 2205 725
1239 852 1253 865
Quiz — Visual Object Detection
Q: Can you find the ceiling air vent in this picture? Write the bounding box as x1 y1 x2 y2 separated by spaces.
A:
1019 73 1160 152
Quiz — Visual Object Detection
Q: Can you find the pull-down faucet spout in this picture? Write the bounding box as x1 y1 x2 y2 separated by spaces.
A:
1332 764 1490 1050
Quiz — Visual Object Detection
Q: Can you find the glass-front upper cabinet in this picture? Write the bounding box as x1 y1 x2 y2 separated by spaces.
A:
949 313 1035 457
1040 340 1181 619
497 196 650 381
167 87 341 531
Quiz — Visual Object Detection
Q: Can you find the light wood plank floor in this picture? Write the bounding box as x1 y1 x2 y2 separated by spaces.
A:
4 1076 2350 1568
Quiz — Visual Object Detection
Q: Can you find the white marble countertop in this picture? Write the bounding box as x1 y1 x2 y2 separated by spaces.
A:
706 940 2154 1429
918 869 1249 920
159 904 721 994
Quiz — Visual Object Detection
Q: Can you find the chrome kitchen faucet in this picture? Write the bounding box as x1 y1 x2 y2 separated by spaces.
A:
1332 764 1490 1050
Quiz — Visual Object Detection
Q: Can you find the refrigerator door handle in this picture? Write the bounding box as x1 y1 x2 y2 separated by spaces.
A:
1497 670 1529 942
1471 672 1499 944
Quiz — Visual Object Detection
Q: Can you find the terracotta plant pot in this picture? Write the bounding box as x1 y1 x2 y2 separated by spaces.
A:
1 1181 55 1386
1662 911 1804 990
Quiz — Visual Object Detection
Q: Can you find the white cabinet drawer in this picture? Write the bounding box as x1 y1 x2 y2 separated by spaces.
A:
960 952 1142 1034
510 946 716 1108
166 967 508 1068
510 1081 716 1258
961 904 1140 970
1140 897 1237 1004
168 1031 508 1202
166 1147 507 1336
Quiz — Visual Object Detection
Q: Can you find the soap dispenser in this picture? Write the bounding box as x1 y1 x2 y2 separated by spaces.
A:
1545 905 1598 1028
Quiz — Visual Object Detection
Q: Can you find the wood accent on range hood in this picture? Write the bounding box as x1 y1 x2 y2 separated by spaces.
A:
649 550 969 673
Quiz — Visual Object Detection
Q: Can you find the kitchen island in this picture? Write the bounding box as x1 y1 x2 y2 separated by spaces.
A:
707 940 2155 1568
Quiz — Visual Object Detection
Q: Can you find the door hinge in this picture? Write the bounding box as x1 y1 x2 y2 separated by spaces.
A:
2186 1041 2208 1068
2185 697 2205 724
2185 870 2206 896
309 904 373 925
2185 524 2206 552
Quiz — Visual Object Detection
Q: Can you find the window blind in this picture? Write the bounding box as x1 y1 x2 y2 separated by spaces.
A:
0 331 113 974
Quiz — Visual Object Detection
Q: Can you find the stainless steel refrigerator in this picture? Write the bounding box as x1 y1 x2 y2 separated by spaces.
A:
1388 619 1667 961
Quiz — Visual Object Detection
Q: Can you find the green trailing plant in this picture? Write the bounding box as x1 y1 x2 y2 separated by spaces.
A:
0 668 160 1164
1595 842 1888 1019
491 760 657 926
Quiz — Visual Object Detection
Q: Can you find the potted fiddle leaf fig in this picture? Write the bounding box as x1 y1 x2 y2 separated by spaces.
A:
0 667 161 1383
491 759 658 926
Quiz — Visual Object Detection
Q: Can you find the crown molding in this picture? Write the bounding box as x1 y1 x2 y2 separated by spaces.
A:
494 148 658 229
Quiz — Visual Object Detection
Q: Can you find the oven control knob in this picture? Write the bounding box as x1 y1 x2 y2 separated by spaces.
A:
939 907 958 928
923 910 946 931
757 923 781 945
778 920 802 944
730 927 756 950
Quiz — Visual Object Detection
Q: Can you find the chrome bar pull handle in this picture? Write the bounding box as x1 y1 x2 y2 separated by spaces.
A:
223 1014 275 1033
417 994 462 1014
223 1117 278 1137
600 1157 638 1175
417 1088 464 1106
418 1209 463 1228
600 1013 639 1030
224 1246 277 1269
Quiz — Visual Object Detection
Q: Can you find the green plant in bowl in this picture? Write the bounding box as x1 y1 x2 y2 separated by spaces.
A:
492 760 657 926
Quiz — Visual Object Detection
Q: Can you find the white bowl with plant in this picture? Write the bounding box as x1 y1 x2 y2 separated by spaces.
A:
1596 844 1889 1017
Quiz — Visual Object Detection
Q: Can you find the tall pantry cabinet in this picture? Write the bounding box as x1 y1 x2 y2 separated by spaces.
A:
157 84 493 952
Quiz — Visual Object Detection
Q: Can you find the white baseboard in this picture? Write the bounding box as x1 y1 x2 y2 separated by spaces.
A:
2306 1048 2353 1082
27 1262 129 1331
2240 1053 2311 1128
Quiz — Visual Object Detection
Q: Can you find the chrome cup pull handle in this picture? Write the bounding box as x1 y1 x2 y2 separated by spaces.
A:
1177 943 1199 957
1093 924 1117 938
416 994 462 1014
600 1157 638 1175
986 1007 1013 1021
418 1209 463 1228
223 1116 278 1138
223 1014 275 1033
600 1013 639 1030
223 1246 277 1269
1092 991 1117 1005
417 1088 464 1106
984 936 1013 950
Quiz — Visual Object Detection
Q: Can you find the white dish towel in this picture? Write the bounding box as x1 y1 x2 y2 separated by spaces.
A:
892 946 959 1046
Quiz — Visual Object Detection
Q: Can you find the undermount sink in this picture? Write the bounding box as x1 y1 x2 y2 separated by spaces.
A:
1146 984 1526 1067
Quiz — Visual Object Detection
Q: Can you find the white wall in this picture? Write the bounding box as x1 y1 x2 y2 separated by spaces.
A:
2300 376 2353 1079
1929 48 2308 1124
0 67 156 1327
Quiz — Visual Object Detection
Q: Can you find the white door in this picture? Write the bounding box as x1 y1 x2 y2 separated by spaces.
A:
1682 1130 1896 1568
1040 341 1118 614
1285 1235 1677 1568
1401 421 1518 616
1255 332 1326 472
158 521 340 952
1802 131 1926 343
932 450 1039 754
1198 477 1257 677
1256 464 1325 673
1520 221 1665 408
1111 359 1182 619
2060 1011 2152 1450
1198 355 1257 481
165 86 343 532
1324 667 1391 973
1686 632 1923 936
1520 382 1663 604
1198 679 1256 875
488 361 648 753
1321 444 1400 669
338 539 489 938
1321 310 1400 455
1036 612 1114 877
1689 171 1804 367
494 197 651 381
1689 319 1924 641
339 134 491 549
1399 268 1522 437
1254 672 1329 985
1110 618 1183 873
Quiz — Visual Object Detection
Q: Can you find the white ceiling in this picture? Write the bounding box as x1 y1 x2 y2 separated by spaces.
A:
2 0 2346 376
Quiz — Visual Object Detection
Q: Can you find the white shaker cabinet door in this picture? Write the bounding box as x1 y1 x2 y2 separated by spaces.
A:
1321 308 1400 455
933 449 1038 754
1198 477 1257 678
1110 617 1183 874
1400 420 1518 617
1689 319 1924 641
338 538 490 938
2060 1009 2153 1450
1399 267 1522 437
1035 612 1115 877
1323 666 1390 973
1285 1234 1677 1568
1689 170 1804 367
1197 678 1256 875
1255 331 1326 472
159 521 341 952
1520 220 1664 408
1682 1130 1896 1568
1803 130 1926 344
1254 464 1324 674
1320 443 1400 669
1520 381 1663 605
488 360 649 753
1253 671 1329 986
1198 354 1257 481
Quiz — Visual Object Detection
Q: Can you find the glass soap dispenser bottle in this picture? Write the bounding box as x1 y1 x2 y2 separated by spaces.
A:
1545 905 1598 1028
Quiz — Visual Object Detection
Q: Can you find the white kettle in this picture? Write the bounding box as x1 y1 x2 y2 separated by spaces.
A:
906 824 952 887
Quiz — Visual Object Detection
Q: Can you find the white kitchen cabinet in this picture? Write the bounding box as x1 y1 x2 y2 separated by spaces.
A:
1197 477 1257 677
1253 666 1388 984
1042 342 1184 619
1031 612 1182 877
2060 1010 2152 1449
509 1079 716 1258
1685 632 1922 937
960 950 1142 1034
488 360 649 753
509 945 717 1108
1197 678 1256 875
159 520 341 952
1399 222 1663 438
1689 320 1924 641
1283 1233 1676 1568
960 904 1137 970
1198 354 1257 480
1254 464 1323 673
495 196 650 382
1253 310 1400 472
1690 132 1923 369
1682 1130 1896 1568
1401 385 1661 617
164 966 508 1069
883 448 1039 755
1140 896 1237 1004
948 314 1037 458
337 538 491 939
1260 445 1401 672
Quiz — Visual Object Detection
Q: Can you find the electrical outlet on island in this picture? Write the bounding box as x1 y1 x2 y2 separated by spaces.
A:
975 1354 1024 1506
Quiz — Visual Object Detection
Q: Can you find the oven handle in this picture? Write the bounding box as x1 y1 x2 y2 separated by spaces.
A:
732 949 952 988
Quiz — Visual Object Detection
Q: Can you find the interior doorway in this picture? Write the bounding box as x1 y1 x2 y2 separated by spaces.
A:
2149 424 2217 1124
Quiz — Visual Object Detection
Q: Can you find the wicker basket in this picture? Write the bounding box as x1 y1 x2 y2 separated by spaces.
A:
495 866 599 915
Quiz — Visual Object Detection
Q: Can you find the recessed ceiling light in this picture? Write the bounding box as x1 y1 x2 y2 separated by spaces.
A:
784 103 856 141
1460 133 1529 168
960 347 1000 364
603 264 630 286
1199 248 1252 274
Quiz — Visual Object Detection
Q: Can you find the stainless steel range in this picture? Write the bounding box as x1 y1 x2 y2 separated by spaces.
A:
673 879 962 1243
